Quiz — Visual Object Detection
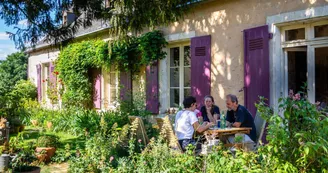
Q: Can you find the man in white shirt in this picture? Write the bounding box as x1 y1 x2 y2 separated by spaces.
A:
175 96 213 151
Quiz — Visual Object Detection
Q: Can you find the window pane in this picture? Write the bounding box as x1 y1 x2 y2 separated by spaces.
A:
285 28 305 41
184 67 191 87
170 47 179 67
184 46 191 66
288 51 307 93
315 24 328 38
184 88 191 98
170 68 179 87
110 89 117 102
109 73 116 85
170 89 179 107
315 47 328 106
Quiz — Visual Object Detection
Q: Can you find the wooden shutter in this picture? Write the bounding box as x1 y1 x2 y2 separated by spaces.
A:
36 64 42 102
146 61 159 114
120 71 132 101
243 25 270 117
48 62 57 90
92 68 101 109
191 35 211 108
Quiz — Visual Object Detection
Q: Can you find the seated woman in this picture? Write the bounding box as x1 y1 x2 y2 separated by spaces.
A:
200 95 220 124
175 96 213 151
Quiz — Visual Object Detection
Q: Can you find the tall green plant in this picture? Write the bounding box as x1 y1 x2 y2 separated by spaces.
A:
256 91 328 172
56 40 110 108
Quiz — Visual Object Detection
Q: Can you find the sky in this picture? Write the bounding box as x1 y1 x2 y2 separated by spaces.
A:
0 19 25 60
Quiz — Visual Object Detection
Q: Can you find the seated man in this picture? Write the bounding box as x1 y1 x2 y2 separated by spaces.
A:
175 96 213 151
225 94 257 146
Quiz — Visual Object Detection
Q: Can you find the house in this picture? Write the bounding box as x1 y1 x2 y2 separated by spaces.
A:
27 0 328 117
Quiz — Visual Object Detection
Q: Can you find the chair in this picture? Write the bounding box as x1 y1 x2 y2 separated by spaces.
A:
254 111 266 148
129 116 149 145
157 116 183 152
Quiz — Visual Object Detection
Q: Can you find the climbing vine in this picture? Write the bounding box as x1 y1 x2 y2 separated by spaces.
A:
56 31 167 108
56 40 110 108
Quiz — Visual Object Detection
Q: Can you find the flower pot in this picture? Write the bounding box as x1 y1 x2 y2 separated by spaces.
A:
234 143 243 149
30 120 38 126
0 154 10 172
35 147 56 163
13 166 41 173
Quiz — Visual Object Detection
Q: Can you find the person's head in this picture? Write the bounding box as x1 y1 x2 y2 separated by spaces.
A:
183 96 197 111
204 95 215 108
226 94 239 111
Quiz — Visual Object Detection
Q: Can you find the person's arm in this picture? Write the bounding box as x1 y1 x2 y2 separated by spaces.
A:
193 121 213 133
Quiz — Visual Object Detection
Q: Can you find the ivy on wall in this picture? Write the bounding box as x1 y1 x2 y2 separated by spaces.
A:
56 40 110 108
56 30 167 108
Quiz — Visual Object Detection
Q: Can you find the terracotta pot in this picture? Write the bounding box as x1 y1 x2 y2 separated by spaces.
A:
234 143 243 149
13 166 41 173
30 120 38 126
35 147 56 163
46 121 52 129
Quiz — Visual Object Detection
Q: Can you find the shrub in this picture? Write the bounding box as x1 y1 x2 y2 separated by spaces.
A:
36 135 59 148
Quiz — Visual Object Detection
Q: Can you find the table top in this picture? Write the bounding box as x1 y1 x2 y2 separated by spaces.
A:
205 127 252 134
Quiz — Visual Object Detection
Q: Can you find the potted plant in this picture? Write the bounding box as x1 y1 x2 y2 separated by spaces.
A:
35 135 59 162
10 146 40 173
234 135 243 149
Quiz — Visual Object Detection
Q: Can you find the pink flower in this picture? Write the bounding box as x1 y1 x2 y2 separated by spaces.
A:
293 93 301 101
110 156 114 162
292 104 299 109
138 139 142 143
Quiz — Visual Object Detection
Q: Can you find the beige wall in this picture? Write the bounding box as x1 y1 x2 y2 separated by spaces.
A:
159 0 328 110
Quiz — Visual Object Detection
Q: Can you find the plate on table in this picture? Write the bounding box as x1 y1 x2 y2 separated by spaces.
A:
209 126 219 130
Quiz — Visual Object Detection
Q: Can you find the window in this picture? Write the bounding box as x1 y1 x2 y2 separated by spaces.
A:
169 44 191 107
104 66 119 109
314 24 328 38
285 28 305 41
281 20 328 105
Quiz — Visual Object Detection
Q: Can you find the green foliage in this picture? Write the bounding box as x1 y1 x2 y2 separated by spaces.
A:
36 135 59 148
255 90 328 172
138 30 168 65
68 123 130 172
0 52 28 96
0 0 195 49
10 143 38 172
56 40 110 108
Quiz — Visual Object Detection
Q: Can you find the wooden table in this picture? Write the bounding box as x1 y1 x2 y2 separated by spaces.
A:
204 127 252 137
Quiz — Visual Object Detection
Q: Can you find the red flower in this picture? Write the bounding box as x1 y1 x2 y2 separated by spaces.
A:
54 71 59 75
42 80 45 83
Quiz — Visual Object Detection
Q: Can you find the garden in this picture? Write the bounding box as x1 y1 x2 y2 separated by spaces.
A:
0 31 327 172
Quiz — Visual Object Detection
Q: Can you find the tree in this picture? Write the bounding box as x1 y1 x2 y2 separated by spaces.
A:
0 0 199 49
0 52 28 96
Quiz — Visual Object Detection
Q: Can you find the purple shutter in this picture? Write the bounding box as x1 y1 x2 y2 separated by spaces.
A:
146 61 159 114
244 25 270 144
93 68 101 109
191 35 211 108
243 25 270 117
48 62 57 89
36 64 42 102
120 71 132 101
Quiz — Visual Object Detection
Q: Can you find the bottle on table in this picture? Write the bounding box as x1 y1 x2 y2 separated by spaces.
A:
220 111 226 129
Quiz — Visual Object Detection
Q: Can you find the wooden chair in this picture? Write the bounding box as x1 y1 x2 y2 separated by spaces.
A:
129 116 149 145
157 116 183 152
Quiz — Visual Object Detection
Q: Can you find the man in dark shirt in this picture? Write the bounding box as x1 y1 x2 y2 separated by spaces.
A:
226 94 257 142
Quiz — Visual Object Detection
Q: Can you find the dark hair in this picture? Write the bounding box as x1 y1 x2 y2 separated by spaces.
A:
204 95 215 102
226 94 238 104
183 96 196 108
